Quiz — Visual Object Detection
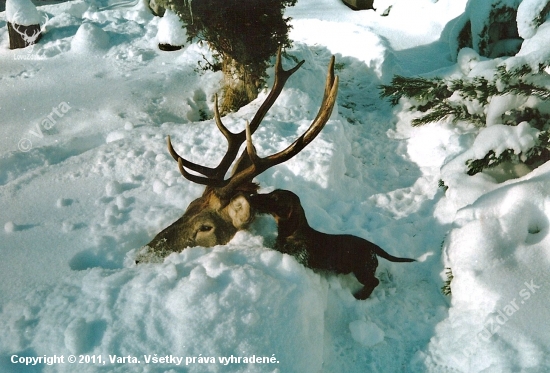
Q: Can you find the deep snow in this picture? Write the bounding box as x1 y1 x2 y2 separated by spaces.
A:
1 0 549 372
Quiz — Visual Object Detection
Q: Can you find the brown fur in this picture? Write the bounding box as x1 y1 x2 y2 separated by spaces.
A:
137 186 256 263
250 189 415 299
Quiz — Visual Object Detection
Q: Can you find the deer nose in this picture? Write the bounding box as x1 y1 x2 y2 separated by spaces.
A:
184 237 195 248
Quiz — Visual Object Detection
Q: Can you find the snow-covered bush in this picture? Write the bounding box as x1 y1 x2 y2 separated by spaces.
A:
380 57 550 176
445 0 550 60
448 0 523 59
517 0 550 39
381 0 550 179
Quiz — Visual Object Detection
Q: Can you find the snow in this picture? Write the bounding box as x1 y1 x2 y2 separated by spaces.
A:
472 121 538 158
428 162 550 371
349 319 385 348
2 241 328 372
156 9 186 46
4 221 17 233
1 0 550 372
447 0 525 59
486 94 529 125
465 0 523 46
5 0 42 25
517 0 550 38
71 22 110 52
512 21 550 71
434 120 542 221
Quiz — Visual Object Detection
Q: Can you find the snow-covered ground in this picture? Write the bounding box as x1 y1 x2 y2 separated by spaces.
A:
1 0 549 372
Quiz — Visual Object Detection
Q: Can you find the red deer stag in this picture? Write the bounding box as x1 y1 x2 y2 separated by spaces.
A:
136 49 339 263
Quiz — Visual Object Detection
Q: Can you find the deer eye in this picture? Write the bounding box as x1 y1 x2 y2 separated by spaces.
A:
198 225 213 232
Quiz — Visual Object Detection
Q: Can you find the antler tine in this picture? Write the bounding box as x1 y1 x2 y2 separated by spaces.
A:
167 95 244 184
177 158 226 187
314 55 336 123
219 59 339 195
167 93 245 182
247 46 305 135
167 136 217 178
213 94 234 140
210 94 247 179
245 120 259 163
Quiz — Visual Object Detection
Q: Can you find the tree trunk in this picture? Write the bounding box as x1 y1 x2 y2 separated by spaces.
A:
146 0 165 16
220 56 261 114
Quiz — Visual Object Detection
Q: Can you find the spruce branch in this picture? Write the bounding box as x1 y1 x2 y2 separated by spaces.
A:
466 149 516 176
411 102 485 127
380 64 550 131
524 130 550 166
508 83 550 100
467 130 550 176
534 2 550 30
379 75 449 106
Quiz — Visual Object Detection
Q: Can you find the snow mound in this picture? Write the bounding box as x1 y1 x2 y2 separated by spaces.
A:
349 319 385 347
71 23 110 53
436 121 539 212
157 9 187 46
427 162 550 372
0 240 328 373
4 221 16 233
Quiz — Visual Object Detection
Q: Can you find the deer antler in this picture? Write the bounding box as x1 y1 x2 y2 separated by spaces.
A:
168 47 304 183
168 93 252 182
224 57 338 193
169 50 338 197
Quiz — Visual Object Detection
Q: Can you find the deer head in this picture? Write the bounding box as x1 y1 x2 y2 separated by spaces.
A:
137 48 338 263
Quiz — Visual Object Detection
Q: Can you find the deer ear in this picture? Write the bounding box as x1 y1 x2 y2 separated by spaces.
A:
227 195 252 229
